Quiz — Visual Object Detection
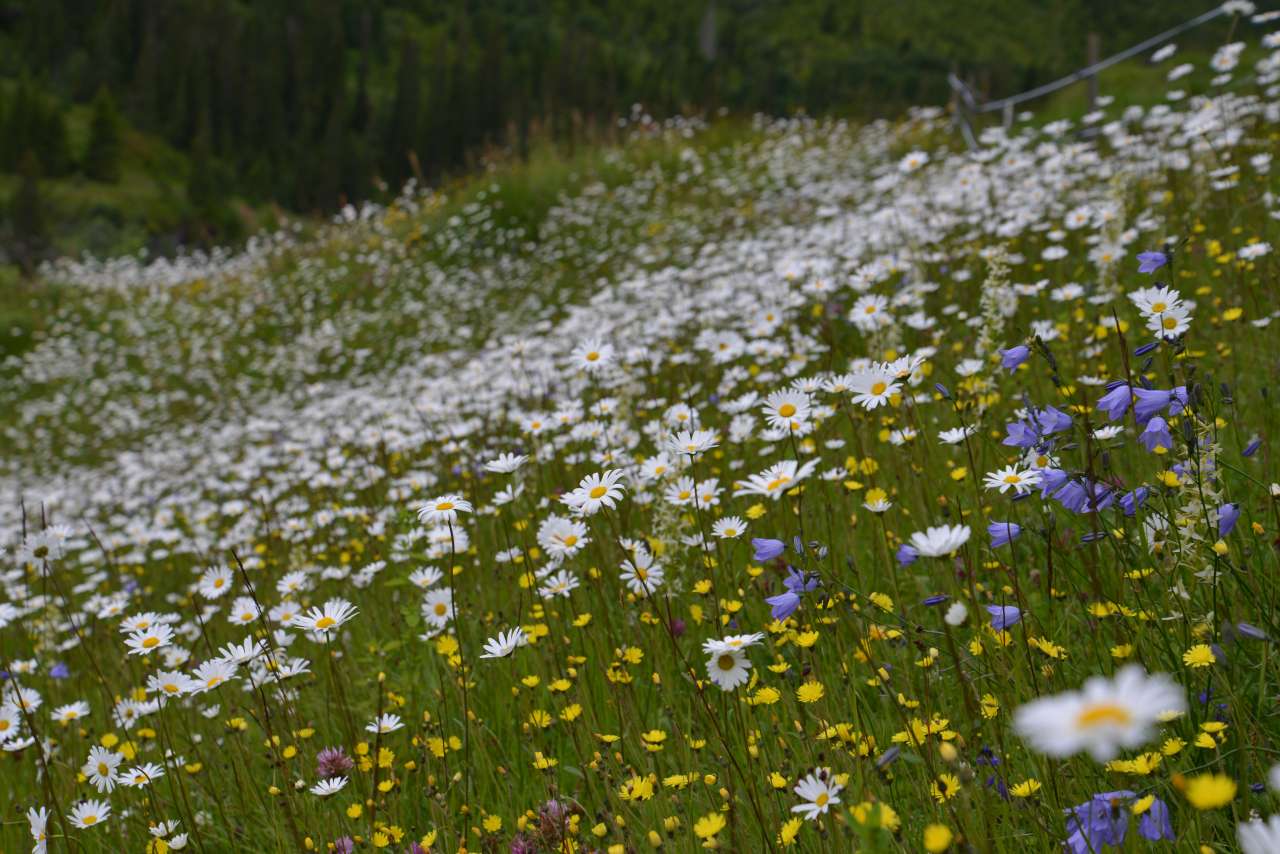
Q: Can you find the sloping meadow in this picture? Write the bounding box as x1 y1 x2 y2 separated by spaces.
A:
5 23 1280 854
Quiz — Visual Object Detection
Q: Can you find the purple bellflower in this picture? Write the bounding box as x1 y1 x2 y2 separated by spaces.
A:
999 345 1031 371
1136 250 1168 273
988 521 1021 547
986 605 1022 631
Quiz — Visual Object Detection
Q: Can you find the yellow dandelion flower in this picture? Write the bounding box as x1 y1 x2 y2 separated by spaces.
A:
778 816 803 846
1183 773 1236 810
1182 644 1215 668
931 773 961 803
1010 779 1041 798
923 824 953 853
693 812 726 840
796 682 825 703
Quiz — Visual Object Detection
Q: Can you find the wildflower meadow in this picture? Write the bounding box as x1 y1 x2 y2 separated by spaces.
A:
9 5 1280 853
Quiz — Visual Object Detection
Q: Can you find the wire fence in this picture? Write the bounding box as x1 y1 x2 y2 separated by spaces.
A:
948 4 1234 147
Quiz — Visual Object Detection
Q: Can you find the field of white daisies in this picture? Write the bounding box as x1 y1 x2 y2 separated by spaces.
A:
10 8 1280 854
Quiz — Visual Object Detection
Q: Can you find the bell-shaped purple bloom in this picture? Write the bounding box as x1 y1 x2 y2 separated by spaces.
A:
999 345 1031 371
752 538 786 561
1090 483 1116 512
1064 791 1135 854
1038 467 1070 498
1244 437 1262 458
896 543 919 566
1132 388 1174 425
1119 486 1150 517
784 567 820 594
1002 419 1041 448
1237 622 1268 640
1097 383 1131 421
1134 340 1161 357
1218 503 1240 537
1055 480 1092 514
985 605 1022 630
1036 405 1073 436
765 590 800 621
988 521 1021 547
766 567 819 620
1136 797 1174 842
1136 251 1168 273
1139 417 1173 452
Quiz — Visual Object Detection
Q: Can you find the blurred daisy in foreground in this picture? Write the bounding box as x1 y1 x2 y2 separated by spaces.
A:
1013 665 1186 761
1239 815 1280 854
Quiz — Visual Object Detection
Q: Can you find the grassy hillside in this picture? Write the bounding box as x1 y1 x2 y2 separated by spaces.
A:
4 18 1280 854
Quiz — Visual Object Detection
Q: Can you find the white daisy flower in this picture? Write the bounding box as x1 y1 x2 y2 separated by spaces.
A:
1012 665 1186 762
791 769 843 820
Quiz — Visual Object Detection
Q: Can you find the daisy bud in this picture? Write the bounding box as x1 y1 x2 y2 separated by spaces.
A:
944 602 968 627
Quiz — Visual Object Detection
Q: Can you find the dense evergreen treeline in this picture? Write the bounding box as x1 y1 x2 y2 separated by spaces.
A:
0 0 1224 216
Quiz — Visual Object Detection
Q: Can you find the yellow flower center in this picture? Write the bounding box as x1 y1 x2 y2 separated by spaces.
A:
716 654 736 671
635 568 648 581
163 683 179 694
81 815 98 826
436 501 454 511
871 381 887 395
586 351 600 362
1162 316 1178 330
1003 474 1022 484
98 762 109 776
864 305 877 314
1076 703 1133 729
815 792 829 807
1152 301 1167 312
562 535 578 547
589 485 608 499
765 475 792 492
434 603 447 616
142 636 160 649
778 403 797 417
314 616 336 630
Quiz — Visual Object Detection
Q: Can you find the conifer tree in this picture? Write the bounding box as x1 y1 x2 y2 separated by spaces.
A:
84 87 123 183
